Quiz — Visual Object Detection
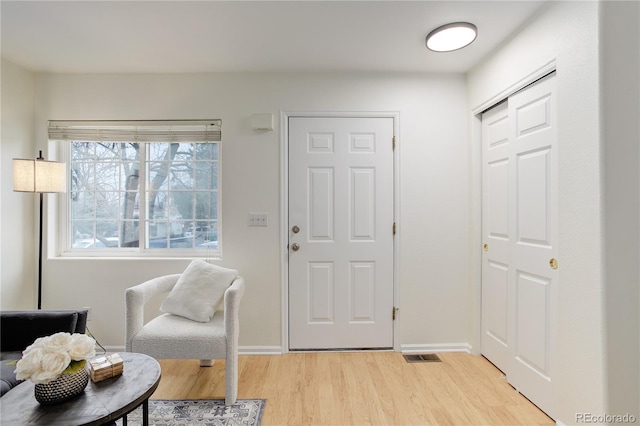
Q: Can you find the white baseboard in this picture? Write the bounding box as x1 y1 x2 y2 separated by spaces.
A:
401 343 472 354
103 345 125 353
104 346 283 355
106 344 472 356
239 346 283 355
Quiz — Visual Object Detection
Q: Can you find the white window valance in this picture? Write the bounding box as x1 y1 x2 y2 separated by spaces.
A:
48 120 222 142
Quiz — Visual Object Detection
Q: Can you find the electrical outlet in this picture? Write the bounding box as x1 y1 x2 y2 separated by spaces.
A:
248 212 269 227
83 306 92 321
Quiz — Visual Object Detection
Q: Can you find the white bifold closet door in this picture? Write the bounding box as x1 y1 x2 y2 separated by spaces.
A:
481 73 558 420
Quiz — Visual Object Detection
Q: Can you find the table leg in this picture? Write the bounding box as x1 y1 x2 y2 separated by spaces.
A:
122 415 127 426
143 399 149 426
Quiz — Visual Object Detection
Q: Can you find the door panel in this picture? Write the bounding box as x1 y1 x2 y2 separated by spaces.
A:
515 271 551 377
289 116 394 350
351 168 376 240
488 159 509 239
482 102 510 371
485 261 509 346
308 262 334 323
516 148 552 246
508 74 558 419
309 168 334 240
350 261 376 322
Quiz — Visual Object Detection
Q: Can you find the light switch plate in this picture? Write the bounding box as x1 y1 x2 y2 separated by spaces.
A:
249 212 268 226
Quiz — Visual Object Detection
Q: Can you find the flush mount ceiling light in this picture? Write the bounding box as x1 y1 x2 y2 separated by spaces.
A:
425 22 478 52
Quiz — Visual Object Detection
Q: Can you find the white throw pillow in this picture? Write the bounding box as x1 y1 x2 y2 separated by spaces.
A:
160 259 238 322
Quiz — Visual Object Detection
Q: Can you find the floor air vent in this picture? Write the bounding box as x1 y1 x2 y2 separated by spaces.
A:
403 354 442 363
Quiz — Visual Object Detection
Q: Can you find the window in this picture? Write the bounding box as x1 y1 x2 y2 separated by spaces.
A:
49 120 221 255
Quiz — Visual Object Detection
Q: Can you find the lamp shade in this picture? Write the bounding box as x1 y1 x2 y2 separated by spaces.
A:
13 158 67 193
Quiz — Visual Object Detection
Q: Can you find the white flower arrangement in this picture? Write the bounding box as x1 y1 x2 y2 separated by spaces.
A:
15 332 96 384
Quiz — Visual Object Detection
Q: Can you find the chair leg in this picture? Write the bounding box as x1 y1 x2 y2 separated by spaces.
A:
199 359 215 367
225 356 238 405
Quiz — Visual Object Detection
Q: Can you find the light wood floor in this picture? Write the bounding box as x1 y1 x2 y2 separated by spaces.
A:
152 352 554 425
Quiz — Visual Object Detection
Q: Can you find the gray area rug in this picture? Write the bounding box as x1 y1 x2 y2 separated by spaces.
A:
117 399 266 426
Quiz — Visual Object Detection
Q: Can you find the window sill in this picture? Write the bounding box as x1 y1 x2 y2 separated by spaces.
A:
56 249 222 260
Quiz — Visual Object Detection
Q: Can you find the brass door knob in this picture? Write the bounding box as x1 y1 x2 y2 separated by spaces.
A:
549 258 558 269
483 244 489 252
291 243 300 252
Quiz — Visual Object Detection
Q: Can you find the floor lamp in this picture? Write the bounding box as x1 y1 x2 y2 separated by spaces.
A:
13 151 67 310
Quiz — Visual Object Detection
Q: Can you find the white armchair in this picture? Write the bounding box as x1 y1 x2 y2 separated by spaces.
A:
125 273 245 405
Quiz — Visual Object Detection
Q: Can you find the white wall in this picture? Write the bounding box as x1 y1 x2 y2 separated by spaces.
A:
29 72 470 352
467 1 607 423
601 1 640 420
1 59 37 309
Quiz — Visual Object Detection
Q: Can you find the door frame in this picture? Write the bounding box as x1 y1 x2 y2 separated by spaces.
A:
280 111 401 353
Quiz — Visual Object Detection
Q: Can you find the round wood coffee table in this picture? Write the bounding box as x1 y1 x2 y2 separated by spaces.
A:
0 352 161 425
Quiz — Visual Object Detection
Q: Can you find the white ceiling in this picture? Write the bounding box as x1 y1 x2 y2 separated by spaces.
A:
1 1 547 74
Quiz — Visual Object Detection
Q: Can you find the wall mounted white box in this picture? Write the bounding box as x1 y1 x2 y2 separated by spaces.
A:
251 114 273 130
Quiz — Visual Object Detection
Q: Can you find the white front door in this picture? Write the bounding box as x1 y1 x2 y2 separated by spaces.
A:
288 116 395 350
481 73 558 419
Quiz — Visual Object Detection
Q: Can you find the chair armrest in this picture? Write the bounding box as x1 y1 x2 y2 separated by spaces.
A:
224 277 245 352
125 274 180 351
